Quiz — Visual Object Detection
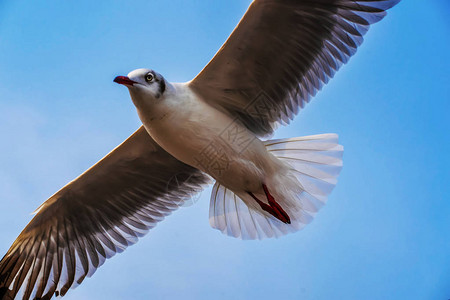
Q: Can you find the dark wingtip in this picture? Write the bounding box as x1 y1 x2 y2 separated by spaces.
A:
0 287 9 299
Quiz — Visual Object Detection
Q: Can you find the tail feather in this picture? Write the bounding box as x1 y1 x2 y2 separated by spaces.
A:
209 133 343 239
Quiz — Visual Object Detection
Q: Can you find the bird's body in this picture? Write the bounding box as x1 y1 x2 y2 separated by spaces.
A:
121 68 340 232
0 0 401 298
134 79 279 195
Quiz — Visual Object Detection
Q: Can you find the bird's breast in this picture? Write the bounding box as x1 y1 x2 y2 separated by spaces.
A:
139 91 269 187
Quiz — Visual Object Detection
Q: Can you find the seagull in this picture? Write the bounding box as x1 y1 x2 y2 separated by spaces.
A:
0 0 400 299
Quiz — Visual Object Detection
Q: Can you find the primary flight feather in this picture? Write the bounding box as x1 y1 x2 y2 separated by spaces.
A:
0 0 400 299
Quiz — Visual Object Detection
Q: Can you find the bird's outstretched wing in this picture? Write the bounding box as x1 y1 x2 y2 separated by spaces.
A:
0 127 210 300
190 0 400 136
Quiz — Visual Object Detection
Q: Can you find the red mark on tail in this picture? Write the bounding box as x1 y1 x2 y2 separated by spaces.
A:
248 184 291 224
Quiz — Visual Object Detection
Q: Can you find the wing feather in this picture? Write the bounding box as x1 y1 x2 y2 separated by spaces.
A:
0 127 210 299
190 0 400 136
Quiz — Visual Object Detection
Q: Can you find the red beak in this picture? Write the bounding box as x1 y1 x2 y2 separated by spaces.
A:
114 76 137 86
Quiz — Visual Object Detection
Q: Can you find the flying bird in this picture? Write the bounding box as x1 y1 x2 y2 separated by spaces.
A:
0 0 400 299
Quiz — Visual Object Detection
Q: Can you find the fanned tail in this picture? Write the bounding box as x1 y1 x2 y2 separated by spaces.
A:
209 134 343 239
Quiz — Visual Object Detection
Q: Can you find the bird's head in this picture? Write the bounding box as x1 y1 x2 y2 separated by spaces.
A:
114 68 167 106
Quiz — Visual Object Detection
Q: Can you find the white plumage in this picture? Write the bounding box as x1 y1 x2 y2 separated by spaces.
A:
210 134 343 239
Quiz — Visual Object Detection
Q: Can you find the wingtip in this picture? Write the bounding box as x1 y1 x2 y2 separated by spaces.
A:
0 287 10 300
379 0 402 10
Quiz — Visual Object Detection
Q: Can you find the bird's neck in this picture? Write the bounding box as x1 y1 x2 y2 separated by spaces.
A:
131 82 184 126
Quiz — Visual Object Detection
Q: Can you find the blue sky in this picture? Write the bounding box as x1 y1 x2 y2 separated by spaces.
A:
0 0 449 299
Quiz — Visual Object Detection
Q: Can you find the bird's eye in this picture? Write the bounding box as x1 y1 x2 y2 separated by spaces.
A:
145 73 155 82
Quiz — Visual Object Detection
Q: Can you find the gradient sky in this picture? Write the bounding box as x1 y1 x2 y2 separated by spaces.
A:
0 1 449 299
